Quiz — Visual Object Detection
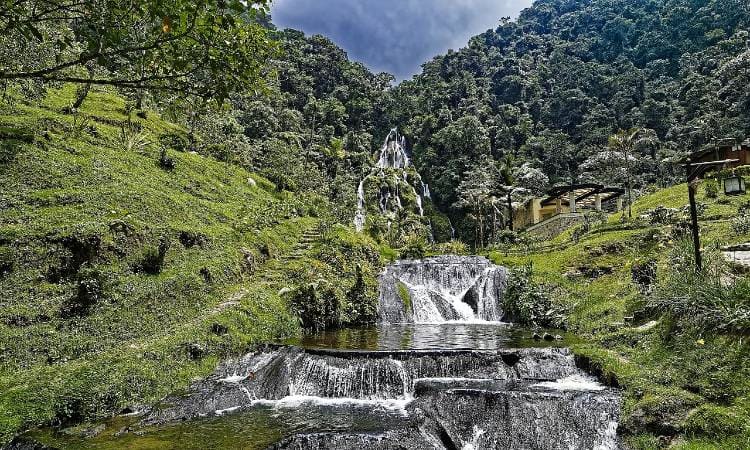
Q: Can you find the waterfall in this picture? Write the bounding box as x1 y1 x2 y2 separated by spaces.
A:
378 256 508 324
414 187 424 216
354 179 366 232
145 346 621 450
376 128 410 169
137 255 622 450
353 128 427 232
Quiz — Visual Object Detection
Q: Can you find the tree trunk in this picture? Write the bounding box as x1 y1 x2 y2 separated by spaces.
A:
507 192 514 231
72 65 95 109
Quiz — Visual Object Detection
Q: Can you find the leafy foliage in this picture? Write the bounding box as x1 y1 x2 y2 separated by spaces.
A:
651 240 750 333
503 265 567 328
390 0 750 241
0 0 276 102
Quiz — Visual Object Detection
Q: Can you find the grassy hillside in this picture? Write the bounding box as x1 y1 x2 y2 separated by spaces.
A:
0 87 383 443
492 184 750 449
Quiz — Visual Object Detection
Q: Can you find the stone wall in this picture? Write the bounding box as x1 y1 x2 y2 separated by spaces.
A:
524 213 585 240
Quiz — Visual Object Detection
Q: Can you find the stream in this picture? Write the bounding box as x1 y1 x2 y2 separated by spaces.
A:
11 256 621 450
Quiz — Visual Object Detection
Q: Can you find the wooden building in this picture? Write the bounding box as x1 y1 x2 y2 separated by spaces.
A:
684 139 750 168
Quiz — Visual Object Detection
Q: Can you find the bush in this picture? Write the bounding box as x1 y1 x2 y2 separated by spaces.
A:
159 132 190 152
503 265 566 328
730 214 750 236
432 240 468 255
136 237 170 275
343 266 377 325
158 148 175 171
60 266 105 317
704 182 719 199
399 237 426 260
289 280 341 330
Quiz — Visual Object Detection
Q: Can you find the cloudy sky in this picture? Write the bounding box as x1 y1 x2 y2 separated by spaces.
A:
270 0 533 81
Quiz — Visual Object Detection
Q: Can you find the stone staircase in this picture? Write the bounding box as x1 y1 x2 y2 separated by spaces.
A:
280 224 322 261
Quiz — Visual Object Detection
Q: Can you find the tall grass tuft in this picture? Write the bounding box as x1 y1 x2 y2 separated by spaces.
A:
650 239 750 333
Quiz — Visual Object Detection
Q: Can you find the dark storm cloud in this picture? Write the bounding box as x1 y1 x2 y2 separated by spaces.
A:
270 0 532 81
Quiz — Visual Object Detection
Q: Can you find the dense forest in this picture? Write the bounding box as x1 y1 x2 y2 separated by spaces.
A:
390 0 750 239
6 0 748 244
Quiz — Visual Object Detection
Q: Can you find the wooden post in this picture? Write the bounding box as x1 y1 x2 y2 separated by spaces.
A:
686 167 702 271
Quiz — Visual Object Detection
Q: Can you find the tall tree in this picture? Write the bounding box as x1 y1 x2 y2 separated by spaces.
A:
0 0 276 103
607 128 658 218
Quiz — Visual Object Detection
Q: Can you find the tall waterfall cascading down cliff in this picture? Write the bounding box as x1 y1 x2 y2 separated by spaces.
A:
136 256 622 450
354 129 429 233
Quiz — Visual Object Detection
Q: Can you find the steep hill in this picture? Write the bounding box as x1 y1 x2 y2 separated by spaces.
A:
390 0 750 240
0 86 384 443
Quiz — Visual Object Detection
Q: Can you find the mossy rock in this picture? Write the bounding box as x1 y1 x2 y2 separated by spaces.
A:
683 404 749 439
397 281 411 314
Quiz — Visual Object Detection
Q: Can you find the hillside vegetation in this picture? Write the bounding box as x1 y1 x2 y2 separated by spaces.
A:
391 0 750 242
0 87 384 443
492 183 750 449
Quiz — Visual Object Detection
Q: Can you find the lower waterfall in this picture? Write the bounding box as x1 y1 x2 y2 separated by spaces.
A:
378 255 508 324
145 346 621 450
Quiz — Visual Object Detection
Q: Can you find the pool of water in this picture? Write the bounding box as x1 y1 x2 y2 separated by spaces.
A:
284 323 575 351
23 399 414 450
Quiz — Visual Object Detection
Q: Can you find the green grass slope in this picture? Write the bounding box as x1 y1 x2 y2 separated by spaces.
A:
0 87 382 443
492 184 750 449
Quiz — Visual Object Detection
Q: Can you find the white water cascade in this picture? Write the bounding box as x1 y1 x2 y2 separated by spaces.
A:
354 128 428 232
378 256 508 324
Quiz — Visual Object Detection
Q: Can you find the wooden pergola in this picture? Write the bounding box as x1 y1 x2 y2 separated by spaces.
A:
541 184 625 212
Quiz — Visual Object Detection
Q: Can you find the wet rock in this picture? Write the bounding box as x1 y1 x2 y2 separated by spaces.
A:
543 333 554 341
187 343 205 360
532 333 542 340
211 323 228 336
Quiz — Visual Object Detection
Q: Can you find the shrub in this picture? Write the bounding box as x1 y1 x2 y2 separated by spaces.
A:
399 237 426 260
643 205 679 225
136 236 170 275
289 280 341 330
343 266 377 325
60 266 105 317
650 239 750 333
159 132 190 152
730 214 750 236
432 240 468 256
503 265 566 328
158 148 175 171
704 182 719 199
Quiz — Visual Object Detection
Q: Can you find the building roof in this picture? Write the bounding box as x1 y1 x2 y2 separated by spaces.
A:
541 184 624 208
682 139 750 164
